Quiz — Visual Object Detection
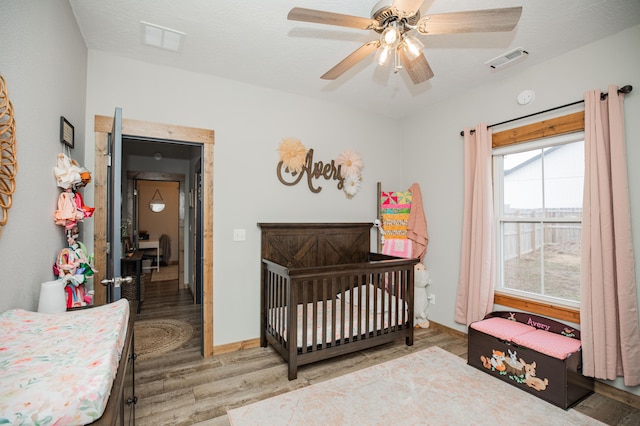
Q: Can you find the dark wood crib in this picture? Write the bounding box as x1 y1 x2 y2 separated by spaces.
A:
259 222 419 380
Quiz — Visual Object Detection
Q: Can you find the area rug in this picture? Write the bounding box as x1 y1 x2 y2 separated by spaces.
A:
134 319 194 360
151 264 178 282
227 346 603 425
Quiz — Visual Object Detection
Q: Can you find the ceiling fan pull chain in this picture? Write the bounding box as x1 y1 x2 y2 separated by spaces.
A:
394 48 402 73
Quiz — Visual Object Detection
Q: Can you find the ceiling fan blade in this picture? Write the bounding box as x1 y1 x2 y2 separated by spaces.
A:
416 7 523 35
321 41 379 80
391 0 425 18
398 48 434 84
288 7 378 30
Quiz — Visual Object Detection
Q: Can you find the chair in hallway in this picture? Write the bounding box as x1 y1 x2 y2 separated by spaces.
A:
159 234 171 266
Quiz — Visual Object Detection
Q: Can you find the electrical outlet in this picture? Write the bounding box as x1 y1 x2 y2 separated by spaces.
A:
233 229 246 241
428 294 435 304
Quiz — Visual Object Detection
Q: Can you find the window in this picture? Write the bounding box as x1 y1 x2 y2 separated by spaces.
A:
493 133 584 307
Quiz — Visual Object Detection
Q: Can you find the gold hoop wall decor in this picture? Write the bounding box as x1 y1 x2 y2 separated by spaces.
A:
0 74 17 235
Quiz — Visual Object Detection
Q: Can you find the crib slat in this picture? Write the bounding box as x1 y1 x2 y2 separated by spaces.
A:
352 276 357 339
288 275 298 372
349 275 356 342
382 271 387 334
397 270 402 330
371 273 377 336
321 279 328 350
391 269 398 331
301 282 308 352
402 269 407 327
272 272 277 337
278 274 285 345
312 282 318 352
329 278 335 346
282 275 289 345
337 276 344 345
273 273 279 341
266 270 272 335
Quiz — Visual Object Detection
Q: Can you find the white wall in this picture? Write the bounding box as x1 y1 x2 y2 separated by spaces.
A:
83 51 403 345
402 24 640 394
0 0 87 312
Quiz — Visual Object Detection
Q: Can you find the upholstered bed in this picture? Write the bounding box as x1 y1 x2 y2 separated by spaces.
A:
259 222 419 380
0 299 136 425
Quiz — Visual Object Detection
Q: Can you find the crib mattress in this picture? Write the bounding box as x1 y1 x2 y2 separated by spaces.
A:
0 299 130 425
270 297 408 348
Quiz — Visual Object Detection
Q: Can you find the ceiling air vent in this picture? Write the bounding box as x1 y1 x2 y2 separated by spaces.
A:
485 47 528 69
141 21 185 52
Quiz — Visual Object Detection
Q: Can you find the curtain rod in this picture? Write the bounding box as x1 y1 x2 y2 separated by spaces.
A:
460 85 633 136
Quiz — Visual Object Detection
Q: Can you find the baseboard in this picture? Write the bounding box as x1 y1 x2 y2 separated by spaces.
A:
428 320 468 341
214 338 261 355
594 380 640 410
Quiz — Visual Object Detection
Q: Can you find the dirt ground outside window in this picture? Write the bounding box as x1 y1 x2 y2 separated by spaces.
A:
504 241 580 302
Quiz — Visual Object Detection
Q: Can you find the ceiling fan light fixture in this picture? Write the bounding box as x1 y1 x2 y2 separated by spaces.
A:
402 35 424 60
381 25 401 47
376 44 393 66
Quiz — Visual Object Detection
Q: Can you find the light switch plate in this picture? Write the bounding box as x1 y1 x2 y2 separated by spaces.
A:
233 229 246 241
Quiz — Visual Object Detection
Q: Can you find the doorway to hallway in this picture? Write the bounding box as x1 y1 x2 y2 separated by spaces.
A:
93 115 214 357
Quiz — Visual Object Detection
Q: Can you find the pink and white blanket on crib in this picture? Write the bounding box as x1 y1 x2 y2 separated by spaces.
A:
382 238 413 258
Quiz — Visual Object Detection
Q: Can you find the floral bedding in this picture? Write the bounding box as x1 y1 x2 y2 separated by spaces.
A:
0 299 130 425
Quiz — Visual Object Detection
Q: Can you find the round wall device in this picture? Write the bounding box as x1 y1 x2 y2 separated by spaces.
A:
517 89 535 105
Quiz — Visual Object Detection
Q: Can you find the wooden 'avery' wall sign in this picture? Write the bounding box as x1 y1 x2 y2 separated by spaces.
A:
277 149 344 193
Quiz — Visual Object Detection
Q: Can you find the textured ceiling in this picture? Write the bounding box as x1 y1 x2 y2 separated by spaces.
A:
69 0 640 119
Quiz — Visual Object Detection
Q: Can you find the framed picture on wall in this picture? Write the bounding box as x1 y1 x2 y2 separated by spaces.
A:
60 116 74 148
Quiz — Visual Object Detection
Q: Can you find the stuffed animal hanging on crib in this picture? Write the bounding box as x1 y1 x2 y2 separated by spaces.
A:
414 263 432 328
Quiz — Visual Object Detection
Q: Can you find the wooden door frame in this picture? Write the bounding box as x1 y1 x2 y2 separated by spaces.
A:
93 115 215 356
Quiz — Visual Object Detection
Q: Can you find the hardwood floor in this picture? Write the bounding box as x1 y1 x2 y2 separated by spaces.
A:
134 277 640 425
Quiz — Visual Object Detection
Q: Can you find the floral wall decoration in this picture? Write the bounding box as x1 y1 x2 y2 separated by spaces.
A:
335 149 363 198
276 138 364 197
278 137 307 173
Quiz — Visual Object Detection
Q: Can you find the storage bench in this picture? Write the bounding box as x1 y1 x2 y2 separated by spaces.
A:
467 311 594 409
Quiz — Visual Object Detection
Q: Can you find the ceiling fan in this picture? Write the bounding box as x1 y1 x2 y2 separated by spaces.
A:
287 0 523 84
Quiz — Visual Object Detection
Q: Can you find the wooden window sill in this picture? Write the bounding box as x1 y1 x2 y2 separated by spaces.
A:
493 293 580 324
